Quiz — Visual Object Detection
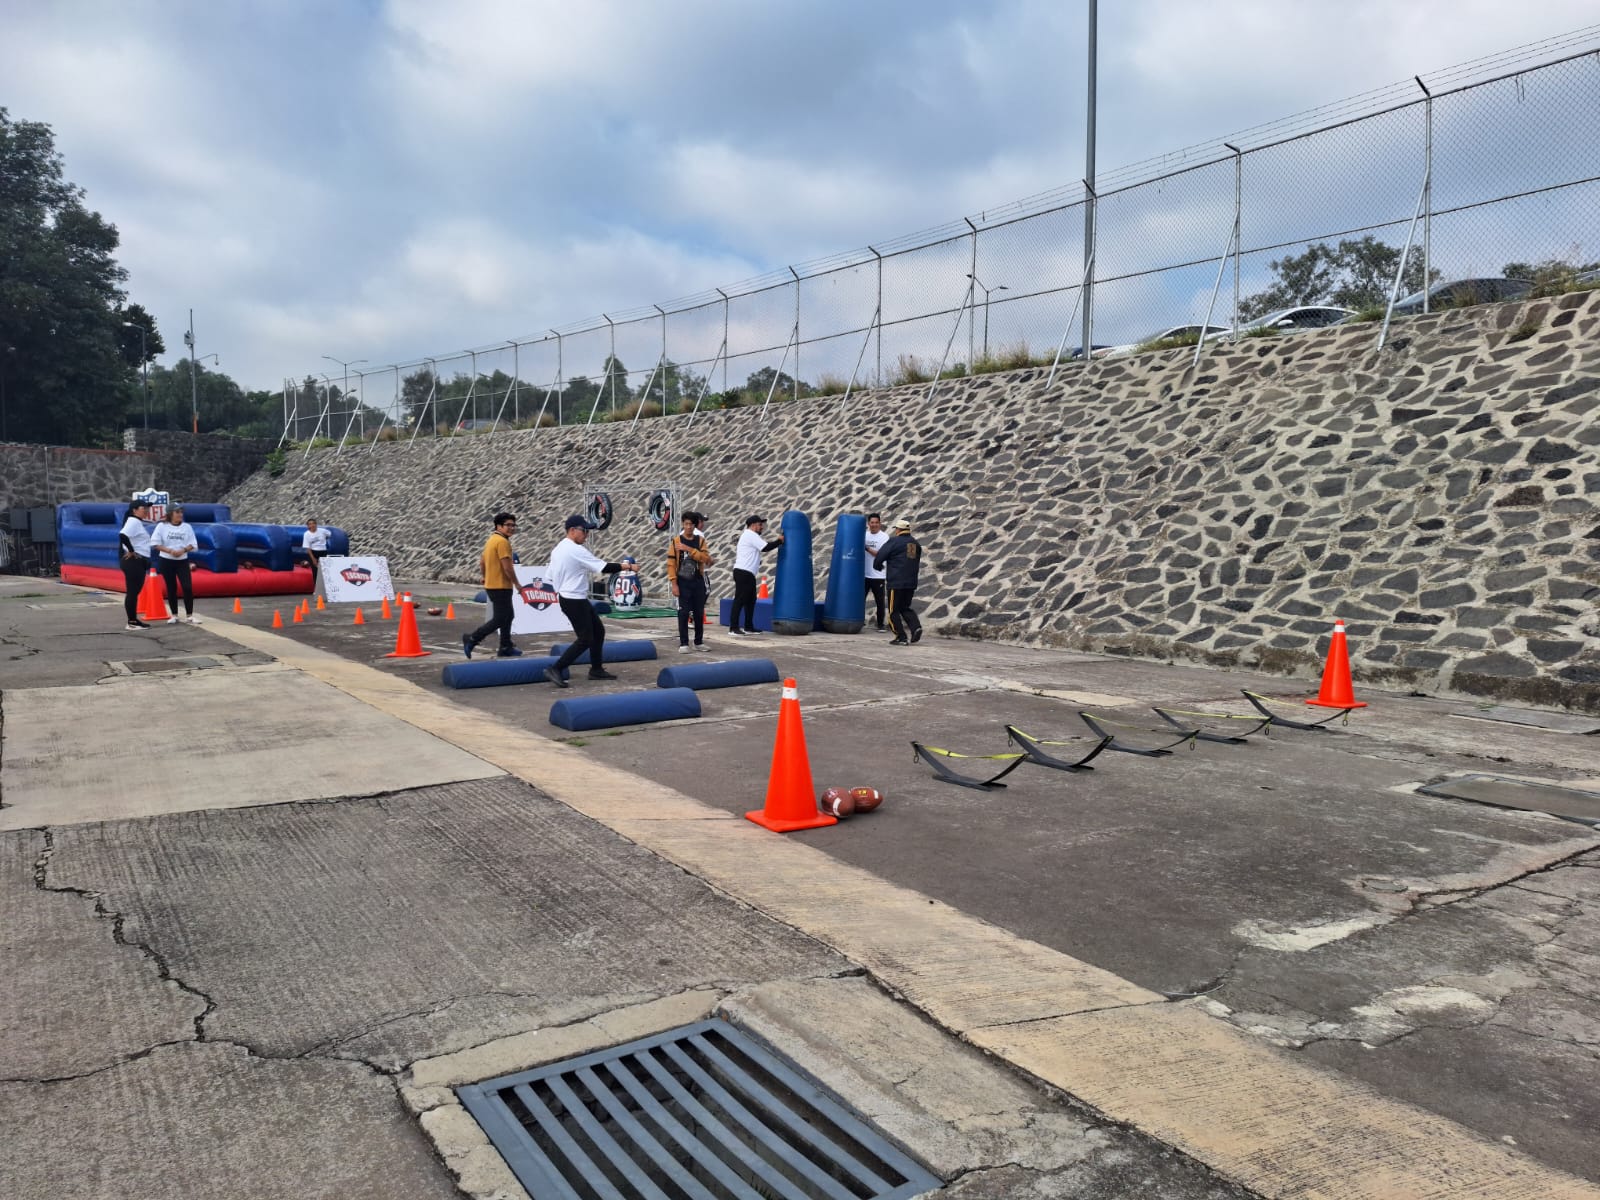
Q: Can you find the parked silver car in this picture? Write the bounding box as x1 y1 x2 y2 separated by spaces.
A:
1095 323 1231 358
1389 278 1532 316
1243 305 1354 332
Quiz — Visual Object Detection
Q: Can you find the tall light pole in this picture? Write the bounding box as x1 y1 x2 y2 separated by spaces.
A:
967 274 1008 361
122 321 150 431
1081 0 1098 361
183 309 199 434
322 355 367 441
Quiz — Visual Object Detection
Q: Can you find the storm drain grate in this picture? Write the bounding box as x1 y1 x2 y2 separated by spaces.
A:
456 1019 941 1200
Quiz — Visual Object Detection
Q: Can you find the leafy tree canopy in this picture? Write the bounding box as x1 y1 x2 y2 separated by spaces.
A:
1240 236 1436 320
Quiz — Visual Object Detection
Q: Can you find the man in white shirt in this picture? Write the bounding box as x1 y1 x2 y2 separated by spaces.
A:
302 518 330 594
118 498 154 630
544 514 625 688
149 504 202 624
729 515 783 636
863 512 889 632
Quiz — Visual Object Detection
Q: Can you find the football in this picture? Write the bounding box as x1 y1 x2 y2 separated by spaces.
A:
819 787 856 818
849 787 883 813
427 607 443 616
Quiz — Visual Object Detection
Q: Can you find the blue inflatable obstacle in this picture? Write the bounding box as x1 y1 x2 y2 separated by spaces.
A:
656 659 781 690
57 503 348 597
549 688 702 732
771 510 815 636
548 639 659 665
822 513 866 634
440 656 570 689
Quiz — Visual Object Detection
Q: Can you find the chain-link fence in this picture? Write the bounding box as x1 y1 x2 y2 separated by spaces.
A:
284 32 1600 450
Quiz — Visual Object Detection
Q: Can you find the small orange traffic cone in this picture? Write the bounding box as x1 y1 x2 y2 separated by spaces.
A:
138 570 168 621
381 596 392 620
316 594 325 611
292 606 304 624
444 602 455 620
353 607 365 626
383 596 431 659
231 597 242 614
746 678 835 832
1307 619 1368 709
272 609 283 628
757 574 770 600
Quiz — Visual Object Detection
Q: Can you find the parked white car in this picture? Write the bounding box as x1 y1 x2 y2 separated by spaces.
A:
1243 305 1354 332
1094 324 1231 358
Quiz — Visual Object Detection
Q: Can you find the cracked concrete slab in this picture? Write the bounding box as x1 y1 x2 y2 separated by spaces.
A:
0 1042 459 1200
42 776 847 1065
0 830 204 1082
0 665 502 828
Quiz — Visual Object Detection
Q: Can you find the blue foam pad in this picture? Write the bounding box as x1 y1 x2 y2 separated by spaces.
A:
440 655 569 689
549 687 701 732
655 659 781 691
548 639 659 664
718 596 774 631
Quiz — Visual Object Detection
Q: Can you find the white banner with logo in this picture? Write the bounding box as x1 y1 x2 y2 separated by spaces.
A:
509 564 576 635
319 555 395 603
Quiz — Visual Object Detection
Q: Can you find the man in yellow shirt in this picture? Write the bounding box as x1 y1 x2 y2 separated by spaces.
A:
463 512 522 658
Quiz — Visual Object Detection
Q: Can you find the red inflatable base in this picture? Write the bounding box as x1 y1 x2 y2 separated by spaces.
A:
62 563 316 597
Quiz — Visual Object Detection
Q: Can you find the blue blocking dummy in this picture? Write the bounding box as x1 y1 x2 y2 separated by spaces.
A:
771 510 815 636
821 513 866 634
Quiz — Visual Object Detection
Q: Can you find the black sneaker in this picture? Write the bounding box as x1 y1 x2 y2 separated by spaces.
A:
497 646 524 657
727 628 746 637
889 638 909 646
588 668 618 680
461 634 475 659
544 666 569 688
910 628 923 644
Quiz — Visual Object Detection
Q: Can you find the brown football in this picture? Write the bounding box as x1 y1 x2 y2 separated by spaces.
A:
819 787 856 818
427 607 443 616
849 787 883 813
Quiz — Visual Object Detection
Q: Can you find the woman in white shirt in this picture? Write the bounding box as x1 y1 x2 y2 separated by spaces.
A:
118 499 154 630
150 505 202 625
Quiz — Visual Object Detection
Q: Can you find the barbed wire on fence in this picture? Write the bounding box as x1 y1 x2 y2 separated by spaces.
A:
284 28 1600 449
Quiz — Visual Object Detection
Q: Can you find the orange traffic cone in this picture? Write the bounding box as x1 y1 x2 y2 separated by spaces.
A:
316 594 325 611
138 570 168 621
381 596 392 620
353 607 365 626
444 602 455 620
383 596 432 659
231 597 242 614
757 574 770 600
746 678 835 832
272 609 283 628
1307 619 1368 709
292 607 304 624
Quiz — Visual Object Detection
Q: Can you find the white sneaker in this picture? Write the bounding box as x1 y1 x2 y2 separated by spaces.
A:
694 642 709 652
186 615 203 625
167 616 179 625
677 643 691 653
125 622 142 631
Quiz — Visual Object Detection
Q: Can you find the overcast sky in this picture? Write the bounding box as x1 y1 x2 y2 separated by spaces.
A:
7 0 1599 395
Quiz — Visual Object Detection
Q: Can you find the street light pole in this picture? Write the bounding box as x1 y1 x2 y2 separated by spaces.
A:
967 274 1008 361
184 309 198 434
122 321 149 431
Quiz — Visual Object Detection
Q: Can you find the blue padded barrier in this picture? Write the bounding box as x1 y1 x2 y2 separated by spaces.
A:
655 659 781 691
440 655 569 690
549 639 659 664
822 513 866 634
772 510 815 635
549 687 701 732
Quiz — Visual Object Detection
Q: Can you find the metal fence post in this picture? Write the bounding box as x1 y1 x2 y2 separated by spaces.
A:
869 247 882 388
789 266 800 403
716 288 729 395
552 330 563 426
965 219 978 370
1417 75 1433 313
1227 142 1242 335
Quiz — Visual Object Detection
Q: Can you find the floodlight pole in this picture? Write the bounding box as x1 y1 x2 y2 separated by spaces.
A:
121 321 150 431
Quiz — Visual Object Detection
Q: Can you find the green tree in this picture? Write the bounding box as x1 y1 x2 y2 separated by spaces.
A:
400 368 438 428
1240 236 1435 319
0 109 142 445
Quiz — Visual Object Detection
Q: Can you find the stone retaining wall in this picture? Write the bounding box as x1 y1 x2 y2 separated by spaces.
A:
124 429 273 505
226 291 1600 710
0 442 154 514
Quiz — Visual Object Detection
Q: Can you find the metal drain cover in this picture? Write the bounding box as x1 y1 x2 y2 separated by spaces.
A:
117 657 225 674
1417 774 1600 827
457 1019 941 1199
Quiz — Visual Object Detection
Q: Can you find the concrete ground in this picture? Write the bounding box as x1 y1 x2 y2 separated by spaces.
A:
3 576 1598 1198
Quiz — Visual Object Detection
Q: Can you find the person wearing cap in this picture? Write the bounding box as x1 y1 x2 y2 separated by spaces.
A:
150 504 202 625
863 512 889 632
872 518 923 645
118 498 154 630
463 512 521 659
668 510 713 652
730 514 784 636
544 514 624 688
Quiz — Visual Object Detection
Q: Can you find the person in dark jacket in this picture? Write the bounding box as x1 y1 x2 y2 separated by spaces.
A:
872 518 923 645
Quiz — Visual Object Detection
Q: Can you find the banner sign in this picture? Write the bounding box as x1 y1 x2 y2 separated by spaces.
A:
510 564 574 635
132 488 170 522
320 555 395 603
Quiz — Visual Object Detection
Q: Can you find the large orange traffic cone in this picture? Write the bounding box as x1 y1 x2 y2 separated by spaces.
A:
272 609 283 628
444 602 455 620
1307 619 1368 709
353 606 365 626
757 574 770 600
746 679 835 832
383 597 432 659
138 570 168 621
381 596 392 620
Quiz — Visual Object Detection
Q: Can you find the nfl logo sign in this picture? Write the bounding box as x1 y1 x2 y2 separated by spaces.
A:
133 488 170 522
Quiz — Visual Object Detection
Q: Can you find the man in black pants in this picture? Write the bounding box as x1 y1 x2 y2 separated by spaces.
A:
730 514 783 636
544 514 624 689
463 512 521 658
118 498 154 630
873 518 923 646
